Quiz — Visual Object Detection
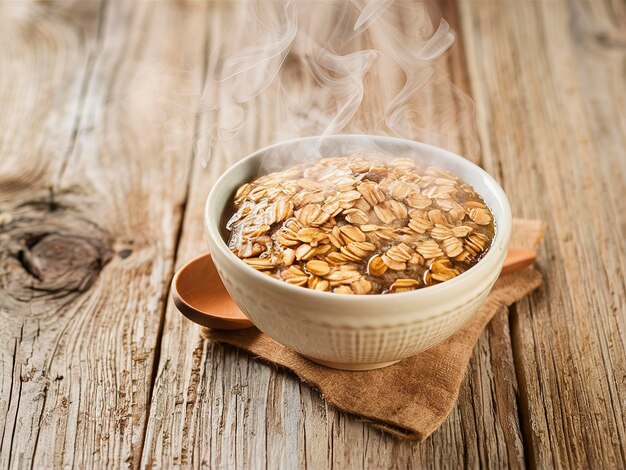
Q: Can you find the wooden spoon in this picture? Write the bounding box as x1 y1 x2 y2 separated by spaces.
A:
499 247 536 276
172 252 253 330
172 247 537 330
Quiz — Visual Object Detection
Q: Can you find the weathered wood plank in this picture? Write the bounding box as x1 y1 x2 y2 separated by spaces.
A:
459 0 626 468
6 0 623 468
0 3 105 468
0 1 207 468
142 2 526 468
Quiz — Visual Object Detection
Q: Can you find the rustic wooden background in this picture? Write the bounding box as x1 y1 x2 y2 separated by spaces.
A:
1 1 624 469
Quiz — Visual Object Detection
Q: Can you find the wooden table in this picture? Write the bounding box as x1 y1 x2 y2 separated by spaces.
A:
1 1 624 468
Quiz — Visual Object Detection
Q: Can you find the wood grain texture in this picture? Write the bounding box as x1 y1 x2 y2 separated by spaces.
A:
0 0 624 469
459 0 626 468
0 1 206 468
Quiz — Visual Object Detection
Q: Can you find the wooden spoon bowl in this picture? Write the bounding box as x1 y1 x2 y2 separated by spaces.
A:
172 252 253 330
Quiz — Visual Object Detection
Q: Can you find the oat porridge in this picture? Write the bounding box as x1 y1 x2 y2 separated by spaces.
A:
224 154 495 294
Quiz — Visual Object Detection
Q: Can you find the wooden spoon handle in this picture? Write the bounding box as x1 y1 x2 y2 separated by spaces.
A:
500 247 537 276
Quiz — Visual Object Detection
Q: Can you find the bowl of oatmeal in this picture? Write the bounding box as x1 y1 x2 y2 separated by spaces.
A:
205 135 512 370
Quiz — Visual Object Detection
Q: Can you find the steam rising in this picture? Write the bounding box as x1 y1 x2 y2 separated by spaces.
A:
211 1 296 104
353 0 395 33
305 48 379 137
199 0 478 166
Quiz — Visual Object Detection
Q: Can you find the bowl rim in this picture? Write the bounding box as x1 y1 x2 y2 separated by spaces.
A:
205 134 512 303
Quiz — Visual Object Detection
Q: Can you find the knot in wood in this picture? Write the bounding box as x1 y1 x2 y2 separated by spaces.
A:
1 212 113 301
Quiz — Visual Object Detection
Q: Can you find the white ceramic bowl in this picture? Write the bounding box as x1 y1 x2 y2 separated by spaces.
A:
205 135 512 370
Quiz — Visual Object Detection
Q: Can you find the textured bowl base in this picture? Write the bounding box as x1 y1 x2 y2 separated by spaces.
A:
305 356 402 371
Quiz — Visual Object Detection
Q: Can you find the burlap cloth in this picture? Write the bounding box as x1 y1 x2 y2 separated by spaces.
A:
206 219 545 440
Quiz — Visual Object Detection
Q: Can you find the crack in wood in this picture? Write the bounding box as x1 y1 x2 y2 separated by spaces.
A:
136 1 213 465
6 325 25 469
55 0 109 188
